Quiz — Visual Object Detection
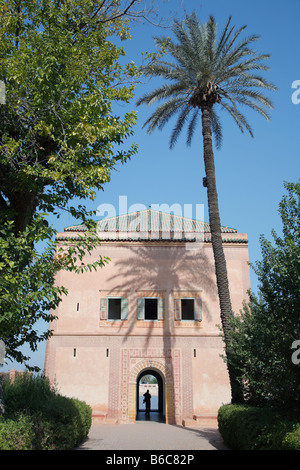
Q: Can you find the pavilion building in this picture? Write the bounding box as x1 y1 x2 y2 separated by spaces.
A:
45 209 250 425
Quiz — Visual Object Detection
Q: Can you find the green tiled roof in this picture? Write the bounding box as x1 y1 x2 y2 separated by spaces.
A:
65 209 237 234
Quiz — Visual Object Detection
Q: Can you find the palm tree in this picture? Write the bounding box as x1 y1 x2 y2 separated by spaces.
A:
137 13 277 403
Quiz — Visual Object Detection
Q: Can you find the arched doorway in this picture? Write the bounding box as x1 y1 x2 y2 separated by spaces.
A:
136 369 165 422
128 359 174 424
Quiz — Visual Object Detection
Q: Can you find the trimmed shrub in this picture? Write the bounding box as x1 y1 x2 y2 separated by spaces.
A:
218 404 300 450
2 374 92 450
28 394 92 450
282 426 300 450
0 414 35 450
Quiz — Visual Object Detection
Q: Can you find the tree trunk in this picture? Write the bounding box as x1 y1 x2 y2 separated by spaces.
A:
9 190 39 233
201 105 243 403
0 382 5 415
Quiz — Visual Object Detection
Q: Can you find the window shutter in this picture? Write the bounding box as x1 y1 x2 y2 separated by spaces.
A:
100 298 107 320
158 298 164 320
174 299 181 320
137 298 144 320
194 298 202 322
121 297 128 320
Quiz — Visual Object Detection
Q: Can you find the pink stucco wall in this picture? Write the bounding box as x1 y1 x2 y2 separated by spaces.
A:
45 236 250 423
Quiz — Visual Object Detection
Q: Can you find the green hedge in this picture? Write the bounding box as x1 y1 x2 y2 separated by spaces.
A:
0 414 35 450
218 404 300 450
0 374 92 450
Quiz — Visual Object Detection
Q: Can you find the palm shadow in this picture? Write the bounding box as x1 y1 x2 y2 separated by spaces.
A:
104 241 218 424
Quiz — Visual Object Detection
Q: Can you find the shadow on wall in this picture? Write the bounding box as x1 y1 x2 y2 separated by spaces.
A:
105 244 217 341
103 243 218 423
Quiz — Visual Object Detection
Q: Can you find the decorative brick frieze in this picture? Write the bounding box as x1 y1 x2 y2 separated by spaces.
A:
101 320 129 327
136 320 164 328
136 290 165 298
114 346 183 425
99 290 129 298
173 290 202 298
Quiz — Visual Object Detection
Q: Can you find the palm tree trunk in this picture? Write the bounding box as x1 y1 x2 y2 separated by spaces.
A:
201 105 243 404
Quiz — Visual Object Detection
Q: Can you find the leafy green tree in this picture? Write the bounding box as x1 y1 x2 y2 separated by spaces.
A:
0 0 139 233
0 0 142 380
137 13 277 403
140 374 158 384
225 181 300 407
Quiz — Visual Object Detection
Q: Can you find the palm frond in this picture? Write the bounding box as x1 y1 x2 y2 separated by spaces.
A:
205 15 217 64
136 83 188 107
224 85 275 110
142 97 185 134
170 104 191 149
210 110 223 149
160 24 200 80
186 108 200 146
216 24 250 67
185 12 208 68
221 101 254 136
215 16 235 58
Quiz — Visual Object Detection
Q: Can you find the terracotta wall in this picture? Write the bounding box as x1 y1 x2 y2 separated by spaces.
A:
45 240 250 422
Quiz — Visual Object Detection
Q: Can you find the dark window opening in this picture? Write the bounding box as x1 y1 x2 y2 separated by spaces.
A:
108 298 122 320
181 299 194 320
144 298 158 320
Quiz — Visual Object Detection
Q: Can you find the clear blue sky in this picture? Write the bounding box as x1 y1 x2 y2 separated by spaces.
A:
2 0 299 372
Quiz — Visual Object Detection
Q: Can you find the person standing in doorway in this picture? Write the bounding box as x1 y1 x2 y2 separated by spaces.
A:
143 389 151 415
